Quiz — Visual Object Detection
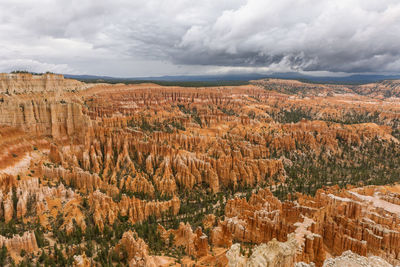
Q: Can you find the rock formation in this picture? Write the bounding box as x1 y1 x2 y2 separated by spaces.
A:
89 190 180 230
0 99 91 141
0 231 38 255
0 73 88 94
158 222 210 258
322 250 392 267
114 230 158 267
0 75 399 265
226 235 298 267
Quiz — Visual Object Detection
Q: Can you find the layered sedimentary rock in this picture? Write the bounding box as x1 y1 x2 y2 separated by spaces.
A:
0 74 93 142
0 99 91 141
114 230 158 267
203 214 216 229
322 250 392 267
73 253 91 267
47 128 286 195
158 222 210 258
226 235 298 267
0 231 38 255
0 126 48 171
354 79 400 98
0 75 399 266
0 176 81 230
89 190 180 230
211 221 233 248
0 73 87 94
40 165 103 194
217 185 400 266
251 78 400 98
219 189 291 244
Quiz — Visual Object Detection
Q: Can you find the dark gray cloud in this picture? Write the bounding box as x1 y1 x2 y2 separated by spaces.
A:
0 0 399 76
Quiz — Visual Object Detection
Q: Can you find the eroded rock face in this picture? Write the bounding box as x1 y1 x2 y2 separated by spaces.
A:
0 73 87 94
226 235 298 267
222 189 288 244
114 230 158 267
311 187 400 265
0 74 93 142
73 253 91 267
203 214 216 229
322 250 392 267
251 78 400 98
211 221 233 248
227 242 394 267
48 128 285 195
158 222 210 258
0 76 399 266
0 231 38 255
217 185 400 266
40 165 103 194
0 99 91 141
89 190 180 230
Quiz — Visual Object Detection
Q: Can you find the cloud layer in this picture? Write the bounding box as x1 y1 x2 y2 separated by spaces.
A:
0 0 399 76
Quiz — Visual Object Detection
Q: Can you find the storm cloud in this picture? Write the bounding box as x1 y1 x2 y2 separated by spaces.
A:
0 0 399 76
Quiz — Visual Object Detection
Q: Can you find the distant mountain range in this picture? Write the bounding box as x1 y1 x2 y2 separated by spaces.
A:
64 72 400 84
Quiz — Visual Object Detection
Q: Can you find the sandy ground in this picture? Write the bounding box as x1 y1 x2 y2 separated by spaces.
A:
0 151 42 176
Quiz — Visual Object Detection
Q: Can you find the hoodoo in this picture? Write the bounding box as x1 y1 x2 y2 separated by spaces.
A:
0 74 399 266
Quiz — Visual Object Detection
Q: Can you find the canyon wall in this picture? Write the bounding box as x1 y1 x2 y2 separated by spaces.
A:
0 77 398 265
0 99 91 141
0 73 87 94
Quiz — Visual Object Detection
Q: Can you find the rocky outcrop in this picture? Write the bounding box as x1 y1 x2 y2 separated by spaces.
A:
0 231 38 255
322 250 392 267
0 76 398 266
0 99 92 141
354 79 400 98
73 253 91 267
0 190 14 223
308 187 400 265
217 184 400 266
121 174 155 197
89 190 180 230
211 221 233 248
0 74 92 141
0 176 83 233
251 77 400 98
49 130 285 195
158 222 210 257
0 73 87 94
226 235 298 267
40 165 103 193
203 214 216 229
114 230 158 267
221 189 291 244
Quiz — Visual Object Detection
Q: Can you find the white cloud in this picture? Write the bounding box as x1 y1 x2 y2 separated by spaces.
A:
177 0 400 73
0 0 399 76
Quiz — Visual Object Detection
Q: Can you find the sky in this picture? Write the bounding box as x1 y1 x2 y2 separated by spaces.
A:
0 0 400 77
